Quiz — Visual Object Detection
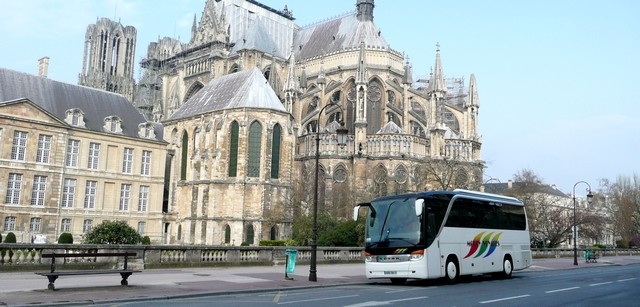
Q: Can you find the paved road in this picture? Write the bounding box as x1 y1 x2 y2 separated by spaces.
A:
1 256 639 306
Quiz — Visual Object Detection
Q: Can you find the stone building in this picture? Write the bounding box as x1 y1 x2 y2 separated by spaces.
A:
0 68 166 243
130 0 483 245
78 17 137 102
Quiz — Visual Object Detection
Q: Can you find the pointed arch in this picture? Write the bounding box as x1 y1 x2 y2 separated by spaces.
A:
224 224 231 244
245 224 255 245
395 164 409 194
271 123 282 179
270 225 278 240
184 81 204 103
247 121 262 178
367 78 384 134
373 164 388 197
229 63 239 74
180 131 189 180
228 121 239 177
333 163 351 219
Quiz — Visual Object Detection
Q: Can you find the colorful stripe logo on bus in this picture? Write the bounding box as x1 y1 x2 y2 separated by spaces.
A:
393 248 408 254
464 232 502 258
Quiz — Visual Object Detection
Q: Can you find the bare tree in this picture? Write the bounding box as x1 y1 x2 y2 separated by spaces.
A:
419 157 482 191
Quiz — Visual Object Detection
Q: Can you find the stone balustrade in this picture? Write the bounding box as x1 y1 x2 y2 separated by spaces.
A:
2 244 638 271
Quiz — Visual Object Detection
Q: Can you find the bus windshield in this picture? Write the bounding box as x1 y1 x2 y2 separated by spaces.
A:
365 196 421 248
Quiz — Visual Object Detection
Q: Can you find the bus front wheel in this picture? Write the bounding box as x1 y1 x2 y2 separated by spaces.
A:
501 257 513 279
445 257 459 283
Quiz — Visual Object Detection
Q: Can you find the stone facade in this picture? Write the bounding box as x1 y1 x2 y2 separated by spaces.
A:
0 68 166 244
128 0 484 245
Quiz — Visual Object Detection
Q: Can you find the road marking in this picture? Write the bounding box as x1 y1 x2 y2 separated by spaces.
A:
590 282 613 286
479 294 530 304
273 291 284 303
618 278 636 282
545 286 580 293
344 296 428 307
278 294 359 305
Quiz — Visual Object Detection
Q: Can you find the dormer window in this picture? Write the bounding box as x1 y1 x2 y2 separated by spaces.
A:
104 116 122 133
138 122 156 140
65 108 85 127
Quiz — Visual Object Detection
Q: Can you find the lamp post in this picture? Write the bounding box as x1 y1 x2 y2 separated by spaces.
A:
572 181 594 265
309 102 348 282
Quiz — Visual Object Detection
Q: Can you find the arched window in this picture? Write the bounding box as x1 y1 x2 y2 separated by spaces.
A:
181 131 188 180
270 124 281 179
270 226 278 240
247 121 262 177
246 224 255 245
224 225 231 244
177 224 182 241
228 121 239 177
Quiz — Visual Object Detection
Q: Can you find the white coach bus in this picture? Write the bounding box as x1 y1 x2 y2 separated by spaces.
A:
353 189 532 284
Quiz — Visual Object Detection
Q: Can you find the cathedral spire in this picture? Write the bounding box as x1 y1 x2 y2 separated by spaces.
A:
284 45 297 92
356 37 367 84
429 42 446 93
403 55 413 85
468 73 479 108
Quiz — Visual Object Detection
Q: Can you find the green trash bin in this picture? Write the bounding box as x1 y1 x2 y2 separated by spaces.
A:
285 249 298 274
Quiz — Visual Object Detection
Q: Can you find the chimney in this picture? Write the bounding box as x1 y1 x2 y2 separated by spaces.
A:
507 180 513 189
38 57 50 78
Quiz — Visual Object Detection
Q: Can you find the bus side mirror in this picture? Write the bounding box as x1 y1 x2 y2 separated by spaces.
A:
415 199 424 216
353 205 361 221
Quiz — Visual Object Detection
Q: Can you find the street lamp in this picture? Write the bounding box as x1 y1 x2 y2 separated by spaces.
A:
572 181 594 265
309 102 348 282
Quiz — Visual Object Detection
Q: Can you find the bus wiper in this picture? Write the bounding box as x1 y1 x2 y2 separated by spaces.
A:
385 237 419 247
377 202 395 243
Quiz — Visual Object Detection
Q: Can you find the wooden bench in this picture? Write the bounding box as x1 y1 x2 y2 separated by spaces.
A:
35 252 140 290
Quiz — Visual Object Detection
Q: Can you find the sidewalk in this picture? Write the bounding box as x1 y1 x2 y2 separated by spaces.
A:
1 256 639 306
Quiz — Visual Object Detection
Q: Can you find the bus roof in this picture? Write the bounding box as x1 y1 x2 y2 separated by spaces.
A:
362 189 523 206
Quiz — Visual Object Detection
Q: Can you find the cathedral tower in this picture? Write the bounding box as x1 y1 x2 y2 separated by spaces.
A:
79 17 137 102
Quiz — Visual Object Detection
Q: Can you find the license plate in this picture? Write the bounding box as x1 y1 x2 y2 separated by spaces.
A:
384 271 397 275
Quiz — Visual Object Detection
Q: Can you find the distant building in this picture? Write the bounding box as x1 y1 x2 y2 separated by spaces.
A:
78 18 137 102
0 68 166 243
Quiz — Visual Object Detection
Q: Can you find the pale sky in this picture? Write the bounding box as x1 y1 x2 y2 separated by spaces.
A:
1 0 638 195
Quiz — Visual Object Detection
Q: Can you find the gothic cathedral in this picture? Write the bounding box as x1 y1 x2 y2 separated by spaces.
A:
80 0 483 245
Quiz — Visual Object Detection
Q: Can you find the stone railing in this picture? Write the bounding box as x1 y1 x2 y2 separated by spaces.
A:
1 244 638 271
0 244 364 271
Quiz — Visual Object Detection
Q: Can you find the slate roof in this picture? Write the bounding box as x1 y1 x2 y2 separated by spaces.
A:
293 11 389 60
0 67 162 140
166 67 285 122
484 182 569 198
229 17 286 58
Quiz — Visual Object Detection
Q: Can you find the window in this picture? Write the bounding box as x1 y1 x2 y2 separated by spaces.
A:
271 124 281 179
138 185 149 212
83 219 93 233
141 150 151 175
61 218 71 232
224 225 231 244
31 175 47 206
67 109 85 127
4 216 16 231
228 121 239 177
36 134 52 163
72 112 79 125
88 142 100 169
137 221 145 234
84 180 97 209
181 132 188 180
246 224 255 245
247 121 262 178
122 148 134 173
61 178 76 208
119 184 131 211
6 173 23 204
11 130 28 161
66 139 80 167
30 217 42 232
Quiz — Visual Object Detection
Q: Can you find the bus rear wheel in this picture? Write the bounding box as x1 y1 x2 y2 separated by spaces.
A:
445 257 459 283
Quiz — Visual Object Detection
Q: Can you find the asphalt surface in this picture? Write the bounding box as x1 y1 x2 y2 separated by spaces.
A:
1 255 639 306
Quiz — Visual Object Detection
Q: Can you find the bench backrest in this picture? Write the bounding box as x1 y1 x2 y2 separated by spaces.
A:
41 252 137 258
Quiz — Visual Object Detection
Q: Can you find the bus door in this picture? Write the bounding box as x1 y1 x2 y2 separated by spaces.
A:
422 198 446 279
